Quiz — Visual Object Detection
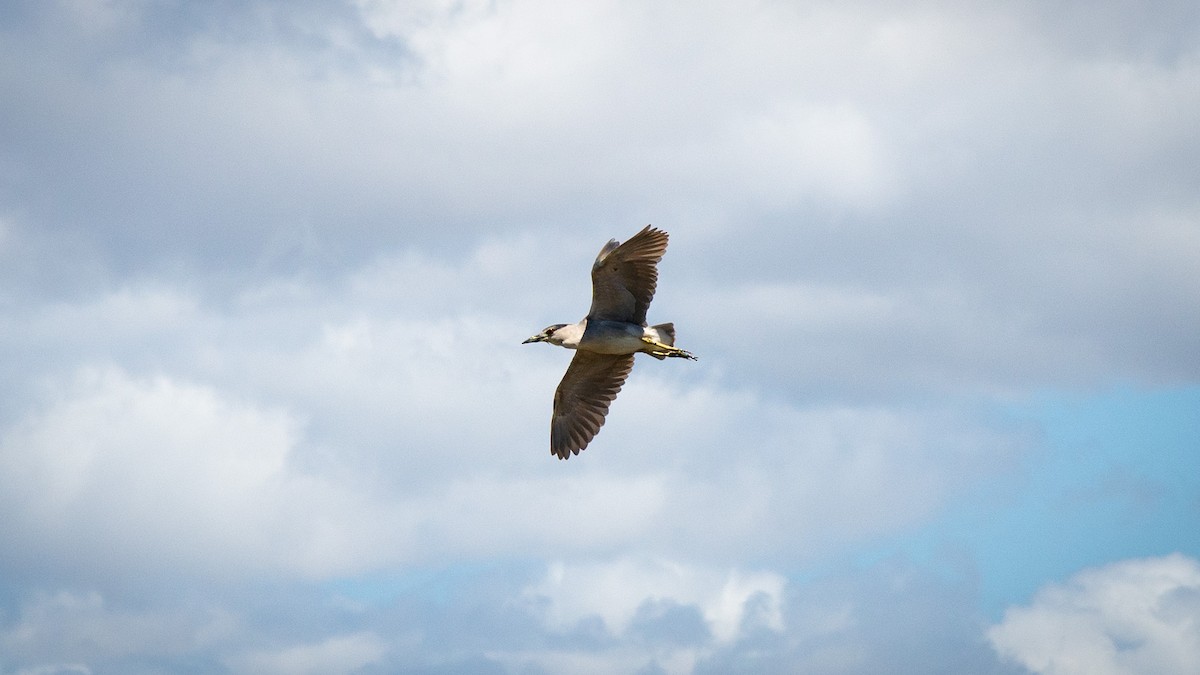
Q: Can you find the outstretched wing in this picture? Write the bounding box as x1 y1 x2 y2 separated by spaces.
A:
588 225 669 324
550 351 635 459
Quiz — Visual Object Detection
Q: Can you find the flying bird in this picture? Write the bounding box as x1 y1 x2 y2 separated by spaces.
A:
523 225 696 459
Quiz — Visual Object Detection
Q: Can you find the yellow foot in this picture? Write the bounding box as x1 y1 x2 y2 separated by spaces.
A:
641 337 697 360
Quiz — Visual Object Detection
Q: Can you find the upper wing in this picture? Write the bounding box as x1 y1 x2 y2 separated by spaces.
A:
550 351 636 459
588 225 669 324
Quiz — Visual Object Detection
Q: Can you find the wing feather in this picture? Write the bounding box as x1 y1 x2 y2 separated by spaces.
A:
550 352 635 459
588 225 669 324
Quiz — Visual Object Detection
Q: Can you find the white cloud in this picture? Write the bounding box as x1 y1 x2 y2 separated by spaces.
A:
525 556 784 642
989 553 1200 675
495 556 784 674
726 101 895 209
0 366 411 581
0 258 1027 582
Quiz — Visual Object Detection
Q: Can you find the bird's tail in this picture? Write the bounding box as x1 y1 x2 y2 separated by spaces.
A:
644 323 677 360
651 322 675 346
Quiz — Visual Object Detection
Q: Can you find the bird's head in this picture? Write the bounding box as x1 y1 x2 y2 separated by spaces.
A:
523 324 569 346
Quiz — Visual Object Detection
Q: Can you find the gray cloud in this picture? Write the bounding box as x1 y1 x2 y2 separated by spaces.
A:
0 270 1028 589
1 0 1197 673
1 553 1029 674
693 556 1028 675
4 0 1194 395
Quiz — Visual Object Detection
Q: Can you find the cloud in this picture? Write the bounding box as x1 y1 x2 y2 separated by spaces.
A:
0 589 236 673
3 0 1197 396
225 632 388 675
0 330 1012 584
0 0 1198 672
0 257 1029 583
523 557 784 643
487 554 1023 675
0 366 403 582
989 553 1200 675
0 552 1022 675
686 553 1036 675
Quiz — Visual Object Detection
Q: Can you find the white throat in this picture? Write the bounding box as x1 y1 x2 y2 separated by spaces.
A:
552 321 586 349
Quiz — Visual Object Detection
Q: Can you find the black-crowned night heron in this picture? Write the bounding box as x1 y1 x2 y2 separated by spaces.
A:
524 225 696 459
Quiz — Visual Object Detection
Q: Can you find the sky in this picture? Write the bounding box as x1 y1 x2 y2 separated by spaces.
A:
1 0 1198 673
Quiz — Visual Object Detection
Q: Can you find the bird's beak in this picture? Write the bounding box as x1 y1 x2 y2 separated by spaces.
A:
522 335 545 344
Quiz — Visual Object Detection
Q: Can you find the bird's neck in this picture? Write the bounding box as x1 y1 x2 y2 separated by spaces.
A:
555 321 586 348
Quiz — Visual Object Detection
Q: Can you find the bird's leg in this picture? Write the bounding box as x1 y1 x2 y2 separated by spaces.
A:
641 337 698 360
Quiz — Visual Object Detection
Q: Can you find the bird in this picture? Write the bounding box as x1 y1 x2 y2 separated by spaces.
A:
523 225 696 459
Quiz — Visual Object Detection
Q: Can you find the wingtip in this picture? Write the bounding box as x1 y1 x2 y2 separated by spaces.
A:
552 445 582 460
594 238 621 266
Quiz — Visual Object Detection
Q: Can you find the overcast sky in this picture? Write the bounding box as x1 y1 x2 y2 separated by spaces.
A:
1 1 1198 673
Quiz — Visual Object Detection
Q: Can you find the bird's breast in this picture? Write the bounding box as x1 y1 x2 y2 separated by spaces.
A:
578 320 647 355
